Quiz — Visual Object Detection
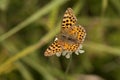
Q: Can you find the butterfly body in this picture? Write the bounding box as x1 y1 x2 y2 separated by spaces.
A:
44 8 86 58
58 27 79 44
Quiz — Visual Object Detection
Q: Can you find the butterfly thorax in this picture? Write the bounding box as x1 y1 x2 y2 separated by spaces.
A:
57 32 79 44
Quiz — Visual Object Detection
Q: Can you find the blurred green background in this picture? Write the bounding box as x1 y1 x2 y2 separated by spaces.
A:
0 0 120 80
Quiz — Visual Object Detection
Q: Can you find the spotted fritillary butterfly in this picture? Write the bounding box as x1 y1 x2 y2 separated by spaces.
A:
44 8 86 58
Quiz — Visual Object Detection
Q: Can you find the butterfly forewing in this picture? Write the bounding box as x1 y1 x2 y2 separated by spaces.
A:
62 8 77 30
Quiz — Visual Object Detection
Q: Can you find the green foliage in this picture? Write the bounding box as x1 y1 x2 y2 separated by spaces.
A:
0 0 120 80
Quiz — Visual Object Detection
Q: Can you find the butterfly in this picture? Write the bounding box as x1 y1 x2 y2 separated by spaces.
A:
44 8 86 58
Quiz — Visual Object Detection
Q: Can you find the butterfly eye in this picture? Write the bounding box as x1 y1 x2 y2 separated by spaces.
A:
62 35 66 38
68 37 75 42
68 37 72 40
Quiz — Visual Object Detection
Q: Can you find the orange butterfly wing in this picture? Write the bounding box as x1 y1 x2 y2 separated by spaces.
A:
44 40 62 56
61 8 77 30
44 8 86 58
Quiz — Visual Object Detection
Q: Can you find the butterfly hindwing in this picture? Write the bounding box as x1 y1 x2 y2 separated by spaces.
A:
76 25 86 43
44 40 62 56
